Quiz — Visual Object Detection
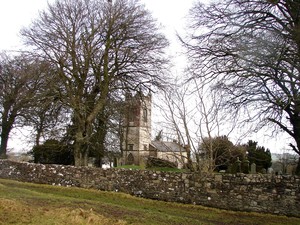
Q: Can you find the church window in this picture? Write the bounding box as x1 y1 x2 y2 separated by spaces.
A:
128 110 135 122
128 144 134 151
143 108 147 122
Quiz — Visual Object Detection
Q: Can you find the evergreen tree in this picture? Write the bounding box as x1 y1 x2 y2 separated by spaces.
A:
245 140 272 172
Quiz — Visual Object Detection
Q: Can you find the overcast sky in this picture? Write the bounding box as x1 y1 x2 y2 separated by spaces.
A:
0 0 290 154
0 0 196 52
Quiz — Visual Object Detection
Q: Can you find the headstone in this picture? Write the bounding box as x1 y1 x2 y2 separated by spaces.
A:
267 167 273 174
250 163 256 174
286 165 295 175
242 159 250 174
236 157 241 173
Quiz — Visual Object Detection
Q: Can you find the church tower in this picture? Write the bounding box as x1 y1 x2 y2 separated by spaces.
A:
122 92 152 165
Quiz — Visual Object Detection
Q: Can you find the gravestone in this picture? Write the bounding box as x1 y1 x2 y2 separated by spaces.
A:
267 167 274 174
242 159 250 174
250 163 256 174
236 157 241 173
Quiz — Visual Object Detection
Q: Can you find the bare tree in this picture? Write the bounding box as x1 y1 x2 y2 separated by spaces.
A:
24 65 67 147
28 99 67 147
0 53 50 158
157 78 237 172
21 0 169 166
184 0 300 155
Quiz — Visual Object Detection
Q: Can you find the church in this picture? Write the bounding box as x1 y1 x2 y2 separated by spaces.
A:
121 93 188 168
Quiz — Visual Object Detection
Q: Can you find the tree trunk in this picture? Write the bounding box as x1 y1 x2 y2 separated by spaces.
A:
74 143 82 166
73 125 90 167
0 135 9 159
0 125 10 159
291 116 300 156
296 157 300 175
35 127 42 146
74 142 89 167
35 116 46 147
0 112 14 159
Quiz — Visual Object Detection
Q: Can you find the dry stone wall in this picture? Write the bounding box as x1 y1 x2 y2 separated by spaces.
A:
0 160 299 217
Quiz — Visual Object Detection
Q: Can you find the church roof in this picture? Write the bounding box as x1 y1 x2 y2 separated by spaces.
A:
150 141 185 153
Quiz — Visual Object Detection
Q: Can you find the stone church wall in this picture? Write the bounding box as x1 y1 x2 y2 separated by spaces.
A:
0 160 299 217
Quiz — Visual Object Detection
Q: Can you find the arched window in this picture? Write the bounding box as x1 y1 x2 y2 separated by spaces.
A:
143 108 147 122
127 153 134 165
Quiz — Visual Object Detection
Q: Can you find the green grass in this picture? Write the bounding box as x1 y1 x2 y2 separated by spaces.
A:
0 178 299 225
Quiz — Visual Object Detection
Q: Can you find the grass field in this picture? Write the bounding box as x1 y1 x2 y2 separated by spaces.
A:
0 178 299 225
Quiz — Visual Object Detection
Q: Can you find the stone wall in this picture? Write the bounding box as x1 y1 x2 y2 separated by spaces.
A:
0 160 299 217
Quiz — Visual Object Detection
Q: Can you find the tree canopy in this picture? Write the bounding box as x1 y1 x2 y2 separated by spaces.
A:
21 0 169 166
31 139 74 165
244 140 272 172
185 0 300 155
200 136 246 171
0 53 51 158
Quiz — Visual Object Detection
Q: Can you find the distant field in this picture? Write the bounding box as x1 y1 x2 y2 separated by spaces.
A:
0 179 299 225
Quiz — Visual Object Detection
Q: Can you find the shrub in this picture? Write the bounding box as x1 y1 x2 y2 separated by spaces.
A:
31 139 74 165
146 157 177 169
